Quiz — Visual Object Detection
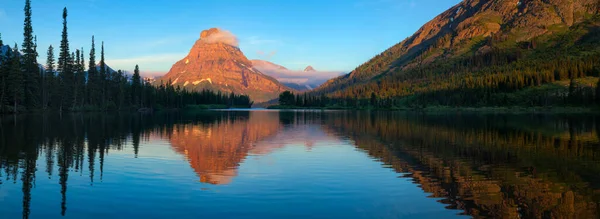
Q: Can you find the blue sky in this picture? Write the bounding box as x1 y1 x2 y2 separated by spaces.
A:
0 0 460 76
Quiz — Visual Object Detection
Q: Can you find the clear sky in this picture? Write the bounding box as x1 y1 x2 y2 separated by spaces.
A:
0 0 461 76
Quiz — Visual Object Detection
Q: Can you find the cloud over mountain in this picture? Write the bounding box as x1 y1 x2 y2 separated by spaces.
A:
200 28 239 47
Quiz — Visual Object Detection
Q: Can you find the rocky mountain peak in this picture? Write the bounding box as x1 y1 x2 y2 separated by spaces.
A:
304 66 316 72
200 28 221 39
157 28 292 103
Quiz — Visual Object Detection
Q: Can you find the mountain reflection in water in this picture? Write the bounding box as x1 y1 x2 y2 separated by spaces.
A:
0 111 599 218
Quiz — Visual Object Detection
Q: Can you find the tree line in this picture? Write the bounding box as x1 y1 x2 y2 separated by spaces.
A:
0 0 252 113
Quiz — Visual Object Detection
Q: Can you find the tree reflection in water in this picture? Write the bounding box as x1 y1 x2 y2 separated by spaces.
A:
0 112 599 218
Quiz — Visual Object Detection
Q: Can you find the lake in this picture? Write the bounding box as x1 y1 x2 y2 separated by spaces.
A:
1 110 599 218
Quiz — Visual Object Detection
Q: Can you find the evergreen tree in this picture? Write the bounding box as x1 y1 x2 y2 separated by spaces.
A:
88 36 97 105
8 44 24 112
99 41 106 106
57 7 73 110
78 48 86 106
279 91 295 106
22 0 40 108
73 49 82 107
131 65 141 106
43 45 55 109
115 70 126 109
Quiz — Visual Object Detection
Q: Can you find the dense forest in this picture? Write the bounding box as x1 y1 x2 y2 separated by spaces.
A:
0 0 252 113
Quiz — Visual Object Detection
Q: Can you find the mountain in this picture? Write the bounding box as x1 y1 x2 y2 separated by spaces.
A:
251 60 344 92
157 28 292 103
315 0 600 106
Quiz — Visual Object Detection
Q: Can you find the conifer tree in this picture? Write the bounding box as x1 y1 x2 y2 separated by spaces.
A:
132 65 141 106
88 36 97 105
22 0 40 108
8 44 24 112
73 49 82 107
99 41 107 106
57 7 72 110
78 48 86 106
43 45 55 109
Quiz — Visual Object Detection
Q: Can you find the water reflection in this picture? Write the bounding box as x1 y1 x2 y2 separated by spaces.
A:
167 112 282 184
325 113 600 218
0 111 599 218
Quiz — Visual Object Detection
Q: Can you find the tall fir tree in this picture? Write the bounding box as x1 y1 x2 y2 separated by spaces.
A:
57 7 73 110
73 50 82 107
22 0 40 108
132 65 141 106
88 36 97 105
8 44 24 112
75 48 86 107
44 45 55 109
99 41 107 106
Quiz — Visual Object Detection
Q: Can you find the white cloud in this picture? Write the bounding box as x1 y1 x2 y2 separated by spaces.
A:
201 28 239 47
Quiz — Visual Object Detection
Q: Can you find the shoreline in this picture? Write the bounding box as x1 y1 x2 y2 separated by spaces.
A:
266 105 600 114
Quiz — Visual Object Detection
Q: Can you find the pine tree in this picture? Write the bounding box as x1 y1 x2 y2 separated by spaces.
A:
132 65 141 106
43 45 55 109
88 36 97 105
99 41 107 107
22 0 40 108
57 7 72 110
78 47 86 106
73 49 82 107
8 44 24 112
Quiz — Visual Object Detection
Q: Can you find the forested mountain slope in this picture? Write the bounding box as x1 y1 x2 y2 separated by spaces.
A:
314 0 600 107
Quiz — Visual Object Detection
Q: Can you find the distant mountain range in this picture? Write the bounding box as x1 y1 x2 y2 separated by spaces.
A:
250 60 344 92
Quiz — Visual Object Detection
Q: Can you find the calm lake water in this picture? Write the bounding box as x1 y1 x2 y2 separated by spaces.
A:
1 110 599 218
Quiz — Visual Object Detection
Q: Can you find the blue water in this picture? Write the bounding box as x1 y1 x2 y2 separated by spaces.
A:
1 111 599 218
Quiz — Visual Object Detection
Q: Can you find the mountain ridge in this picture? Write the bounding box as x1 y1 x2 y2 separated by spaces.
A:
315 0 600 102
